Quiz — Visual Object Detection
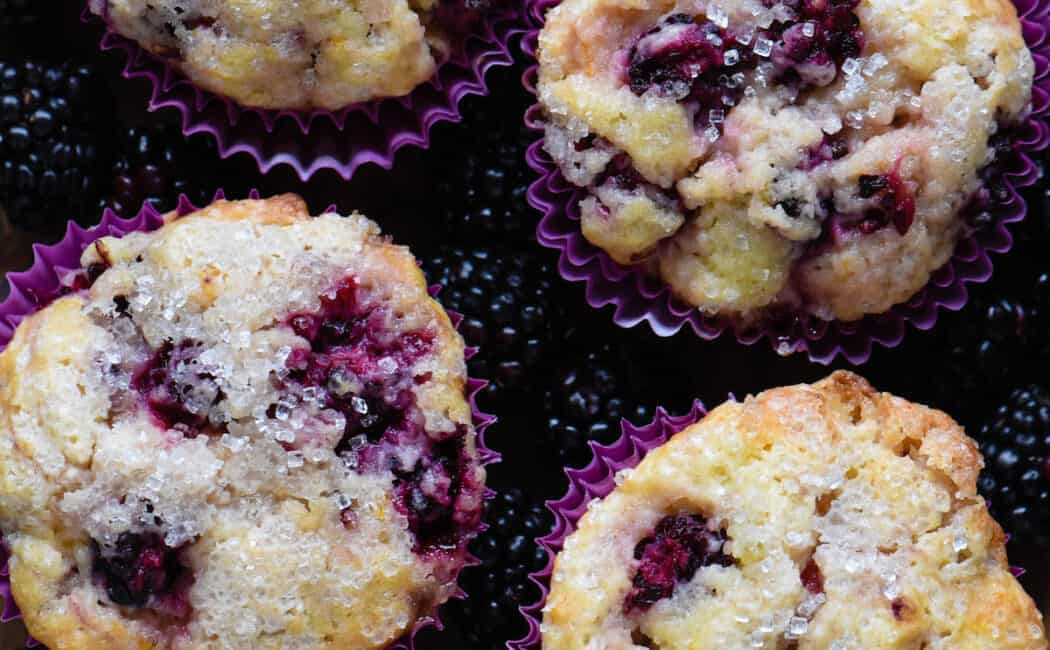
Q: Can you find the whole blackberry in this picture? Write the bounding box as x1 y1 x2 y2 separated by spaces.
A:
923 271 1050 425
423 246 562 409
429 64 536 246
0 59 111 231
543 342 657 467
104 126 218 218
445 488 551 647
976 385 1050 543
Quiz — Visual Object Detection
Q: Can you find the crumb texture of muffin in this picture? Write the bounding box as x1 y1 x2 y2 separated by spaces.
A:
537 0 1034 322
89 0 454 110
0 195 484 650
542 371 1048 649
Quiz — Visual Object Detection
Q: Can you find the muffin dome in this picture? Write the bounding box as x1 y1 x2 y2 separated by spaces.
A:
537 0 1034 322
0 195 485 649
543 372 1047 649
89 0 470 110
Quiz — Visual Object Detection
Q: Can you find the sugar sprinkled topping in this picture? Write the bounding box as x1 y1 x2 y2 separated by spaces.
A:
735 25 755 45
863 53 888 76
882 573 900 600
708 4 729 28
753 37 773 57
286 451 305 469
785 616 809 639
220 433 248 452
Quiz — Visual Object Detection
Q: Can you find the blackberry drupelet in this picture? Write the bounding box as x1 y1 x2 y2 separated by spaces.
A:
543 342 656 467
0 59 111 231
976 385 1050 543
423 246 563 409
444 488 551 647
429 63 536 247
921 271 1050 425
104 125 218 218
914 142 1050 422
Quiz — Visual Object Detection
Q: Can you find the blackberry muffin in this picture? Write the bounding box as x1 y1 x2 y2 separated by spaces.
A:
89 0 474 110
542 372 1047 649
0 195 485 649
537 0 1034 322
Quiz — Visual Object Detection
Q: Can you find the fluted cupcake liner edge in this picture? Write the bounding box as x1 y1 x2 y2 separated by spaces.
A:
0 192 499 650
88 2 524 181
522 0 1050 365
508 401 707 649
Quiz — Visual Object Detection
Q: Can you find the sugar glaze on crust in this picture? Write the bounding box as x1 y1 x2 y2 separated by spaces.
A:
543 371 1048 649
537 0 1034 322
0 195 484 649
89 0 484 110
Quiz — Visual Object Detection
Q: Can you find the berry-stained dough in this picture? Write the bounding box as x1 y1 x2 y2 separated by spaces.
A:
0 195 484 650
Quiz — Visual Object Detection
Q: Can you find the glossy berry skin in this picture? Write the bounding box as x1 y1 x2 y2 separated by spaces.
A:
0 59 110 231
423 247 563 409
543 343 656 467
428 63 536 247
105 126 218 217
444 488 551 647
919 271 1050 425
976 385 1050 543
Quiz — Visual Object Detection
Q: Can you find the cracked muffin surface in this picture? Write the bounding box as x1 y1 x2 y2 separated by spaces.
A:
89 0 469 110
537 0 1034 322
542 371 1048 650
0 195 484 649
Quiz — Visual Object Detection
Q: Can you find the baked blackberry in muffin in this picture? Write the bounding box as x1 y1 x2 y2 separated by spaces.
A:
0 195 485 649
537 0 1034 323
88 0 486 110
543 372 1047 649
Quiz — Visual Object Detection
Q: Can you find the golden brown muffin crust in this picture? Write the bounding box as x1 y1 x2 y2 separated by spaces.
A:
543 372 1046 650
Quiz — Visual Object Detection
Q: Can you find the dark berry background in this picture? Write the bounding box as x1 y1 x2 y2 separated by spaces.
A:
0 3 1048 648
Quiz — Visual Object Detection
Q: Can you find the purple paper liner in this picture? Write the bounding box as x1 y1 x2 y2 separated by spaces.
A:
522 0 1050 365
508 402 707 649
87 2 524 180
0 192 499 650
508 398 1034 649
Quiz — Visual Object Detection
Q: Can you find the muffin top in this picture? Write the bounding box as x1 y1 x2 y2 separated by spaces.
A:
537 0 1034 322
89 0 475 110
542 371 1047 649
0 195 484 649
